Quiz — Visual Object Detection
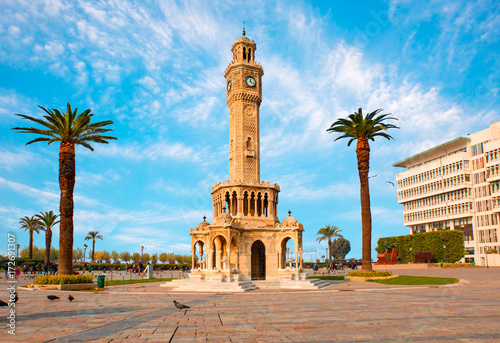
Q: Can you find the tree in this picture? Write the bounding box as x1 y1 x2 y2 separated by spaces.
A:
19 216 42 259
73 247 84 262
316 225 343 263
111 250 120 263
85 230 103 262
20 245 43 260
331 237 351 259
101 251 111 263
13 103 117 275
151 253 158 264
35 211 59 265
49 247 59 261
141 253 150 264
120 251 131 263
327 108 398 271
87 250 93 261
131 252 141 263
94 251 104 262
159 252 168 263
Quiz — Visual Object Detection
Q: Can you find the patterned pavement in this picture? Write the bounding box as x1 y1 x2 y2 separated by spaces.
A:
1 267 499 342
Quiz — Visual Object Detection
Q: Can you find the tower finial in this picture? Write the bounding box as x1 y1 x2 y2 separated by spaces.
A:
242 22 246 36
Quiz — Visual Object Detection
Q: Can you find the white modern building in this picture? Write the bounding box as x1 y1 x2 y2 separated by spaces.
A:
394 122 500 266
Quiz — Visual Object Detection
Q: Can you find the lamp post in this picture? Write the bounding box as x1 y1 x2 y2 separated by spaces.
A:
409 247 412 263
443 245 446 263
16 244 20 266
141 245 144 258
83 244 88 263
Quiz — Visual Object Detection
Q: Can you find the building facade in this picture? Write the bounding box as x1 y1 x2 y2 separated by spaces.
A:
394 122 500 266
188 31 305 281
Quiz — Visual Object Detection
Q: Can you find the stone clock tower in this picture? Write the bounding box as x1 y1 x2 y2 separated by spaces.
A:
224 31 263 184
180 31 307 288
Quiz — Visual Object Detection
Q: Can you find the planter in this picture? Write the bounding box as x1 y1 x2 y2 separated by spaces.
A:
345 275 399 282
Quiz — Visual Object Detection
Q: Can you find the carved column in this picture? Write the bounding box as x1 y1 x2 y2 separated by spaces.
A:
192 244 196 270
236 249 239 270
237 197 243 215
278 251 282 269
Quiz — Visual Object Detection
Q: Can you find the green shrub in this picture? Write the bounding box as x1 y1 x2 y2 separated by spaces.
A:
349 270 392 277
34 274 93 285
376 230 464 263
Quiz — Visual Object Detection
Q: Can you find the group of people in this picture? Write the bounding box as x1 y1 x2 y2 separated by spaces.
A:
3 261 58 278
309 261 359 271
125 261 145 273
22 262 58 275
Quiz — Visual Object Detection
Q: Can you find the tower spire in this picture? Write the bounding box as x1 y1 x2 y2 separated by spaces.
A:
242 22 246 36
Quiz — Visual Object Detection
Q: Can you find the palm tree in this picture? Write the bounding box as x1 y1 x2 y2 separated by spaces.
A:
35 211 60 264
19 216 42 259
327 108 398 271
13 103 116 275
316 225 343 263
85 231 103 262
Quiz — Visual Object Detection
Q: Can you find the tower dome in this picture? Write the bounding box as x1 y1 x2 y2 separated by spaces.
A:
197 216 209 229
281 210 297 227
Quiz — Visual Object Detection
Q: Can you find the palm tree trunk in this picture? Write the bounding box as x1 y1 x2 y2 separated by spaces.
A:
92 240 95 262
356 138 372 271
29 229 33 260
45 229 52 265
58 142 75 275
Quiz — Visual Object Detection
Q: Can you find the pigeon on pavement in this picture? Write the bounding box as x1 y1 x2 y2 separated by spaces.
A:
173 300 190 310
68 295 74 302
47 295 60 301
14 293 18 303
0 299 8 307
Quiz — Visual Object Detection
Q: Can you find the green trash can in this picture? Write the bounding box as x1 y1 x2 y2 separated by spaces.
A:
97 274 106 288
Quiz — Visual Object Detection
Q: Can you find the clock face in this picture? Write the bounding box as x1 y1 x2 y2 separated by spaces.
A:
245 76 256 87
227 80 232 92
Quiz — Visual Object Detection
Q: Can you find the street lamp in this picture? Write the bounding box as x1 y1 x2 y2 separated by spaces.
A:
443 245 446 263
409 247 412 263
16 244 20 266
141 245 144 258
83 244 88 263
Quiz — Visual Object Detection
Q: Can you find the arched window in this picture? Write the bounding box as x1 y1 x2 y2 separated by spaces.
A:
243 47 246 60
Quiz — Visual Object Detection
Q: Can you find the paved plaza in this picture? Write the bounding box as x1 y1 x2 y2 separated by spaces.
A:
1 267 499 342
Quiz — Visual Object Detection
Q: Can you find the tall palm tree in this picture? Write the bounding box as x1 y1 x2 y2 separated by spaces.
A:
327 108 398 271
19 216 42 259
35 211 60 264
85 231 103 262
13 103 116 275
316 225 343 263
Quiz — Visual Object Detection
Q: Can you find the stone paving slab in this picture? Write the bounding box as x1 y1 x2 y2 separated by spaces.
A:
0 268 499 342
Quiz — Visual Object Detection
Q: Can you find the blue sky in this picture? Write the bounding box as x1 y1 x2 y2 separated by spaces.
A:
1 0 499 261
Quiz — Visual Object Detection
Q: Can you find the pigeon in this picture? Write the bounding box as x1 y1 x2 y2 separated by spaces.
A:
47 295 60 301
68 295 74 302
173 300 190 310
386 181 395 187
14 293 18 303
0 299 8 307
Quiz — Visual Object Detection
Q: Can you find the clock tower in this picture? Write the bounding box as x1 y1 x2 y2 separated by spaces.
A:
185 30 305 284
224 31 263 183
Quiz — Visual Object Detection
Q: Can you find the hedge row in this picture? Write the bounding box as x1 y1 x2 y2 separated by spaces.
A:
376 230 465 263
34 274 93 285
73 263 190 271
349 270 392 277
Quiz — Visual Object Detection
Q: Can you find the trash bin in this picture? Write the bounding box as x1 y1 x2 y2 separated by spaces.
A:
97 274 106 288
